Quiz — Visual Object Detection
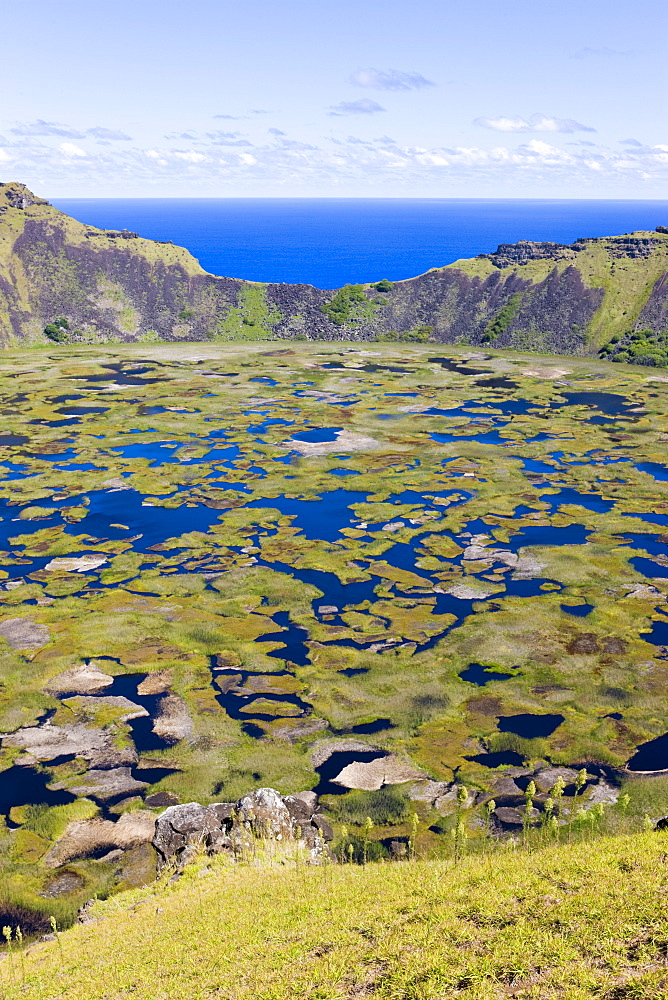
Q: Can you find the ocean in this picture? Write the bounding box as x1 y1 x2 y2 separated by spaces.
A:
52 198 668 290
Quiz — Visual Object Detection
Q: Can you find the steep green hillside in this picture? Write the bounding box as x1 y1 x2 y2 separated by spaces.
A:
1 181 668 357
4 832 668 999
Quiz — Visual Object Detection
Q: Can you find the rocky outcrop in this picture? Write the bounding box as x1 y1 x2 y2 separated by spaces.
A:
153 787 333 871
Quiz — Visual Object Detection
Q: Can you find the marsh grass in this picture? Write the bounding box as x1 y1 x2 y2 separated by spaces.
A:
4 832 668 999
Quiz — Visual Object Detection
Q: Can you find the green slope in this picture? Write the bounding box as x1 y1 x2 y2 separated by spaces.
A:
4 832 668 1000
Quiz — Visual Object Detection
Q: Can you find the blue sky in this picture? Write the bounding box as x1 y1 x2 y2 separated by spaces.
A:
1 0 666 197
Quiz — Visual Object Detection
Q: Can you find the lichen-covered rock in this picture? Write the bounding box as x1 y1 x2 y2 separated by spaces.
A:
237 788 292 839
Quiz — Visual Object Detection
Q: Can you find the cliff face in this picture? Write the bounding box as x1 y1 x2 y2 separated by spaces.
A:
1 180 668 354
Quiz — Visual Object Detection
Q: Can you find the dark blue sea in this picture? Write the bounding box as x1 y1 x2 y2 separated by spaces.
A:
52 198 668 289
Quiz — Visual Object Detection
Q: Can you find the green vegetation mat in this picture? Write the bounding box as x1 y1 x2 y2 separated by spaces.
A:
1 341 668 927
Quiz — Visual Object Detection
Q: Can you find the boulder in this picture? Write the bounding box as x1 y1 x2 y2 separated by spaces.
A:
237 788 293 839
3 722 111 761
137 670 173 696
533 766 580 793
408 780 452 804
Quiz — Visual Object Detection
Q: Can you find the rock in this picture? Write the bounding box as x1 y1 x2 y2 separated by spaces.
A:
152 694 193 743
145 791 180 808
96 848 125 864
137 671 172 696
494 805 540 826
408 779 452 803
492 776 525 798
0 617 50 650
333 755 426 791
44 555 107 573
271 717 328 741
434 785 477 813
3 722 111 761
533 767 579 793
584 781 619 808
237 788 293 839
291 789 318 812
312 814 334 841
511 555 546 580
46 810 156 867
317 605 338 614
655 816 668 830
85 745 139 770
44 663 114 696
67 767 149 802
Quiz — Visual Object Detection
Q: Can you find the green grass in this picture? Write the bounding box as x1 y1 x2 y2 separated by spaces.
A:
5 831 668 999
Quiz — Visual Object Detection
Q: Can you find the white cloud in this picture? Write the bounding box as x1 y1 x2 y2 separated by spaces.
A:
13 119 85 138
474 113 596 134
86 127 132 141
350 68 434 91
11 120 131 141
571 46 630 59
0 149 10 162
173 150 206 163
59 142 87 158
328 99 385 117
239 153 256 165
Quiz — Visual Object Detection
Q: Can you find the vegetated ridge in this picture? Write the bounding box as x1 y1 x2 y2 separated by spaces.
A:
2 181 668 362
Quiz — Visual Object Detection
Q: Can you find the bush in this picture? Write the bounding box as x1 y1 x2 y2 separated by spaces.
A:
482 293 522 343
373 279 394 292
43 317 70 343
320 285 367 325
400 325 433 343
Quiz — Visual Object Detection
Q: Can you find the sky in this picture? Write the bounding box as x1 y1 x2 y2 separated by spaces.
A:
1 0 666 198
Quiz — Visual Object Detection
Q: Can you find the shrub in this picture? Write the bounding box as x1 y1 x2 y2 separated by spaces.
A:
482 293 522 343
373 279 394 292
320 285 367 325
43 317 70 343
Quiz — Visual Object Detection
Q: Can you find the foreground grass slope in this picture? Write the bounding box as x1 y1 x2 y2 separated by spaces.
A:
5 832 668 999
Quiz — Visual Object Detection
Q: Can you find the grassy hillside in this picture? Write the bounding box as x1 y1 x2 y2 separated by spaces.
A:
3 831 668 999
2 181 668 358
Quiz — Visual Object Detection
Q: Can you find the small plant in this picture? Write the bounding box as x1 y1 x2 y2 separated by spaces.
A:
409 812 419 861
362 817 373 867
373 279 394 292
2 926 13 978
523 780 536 846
